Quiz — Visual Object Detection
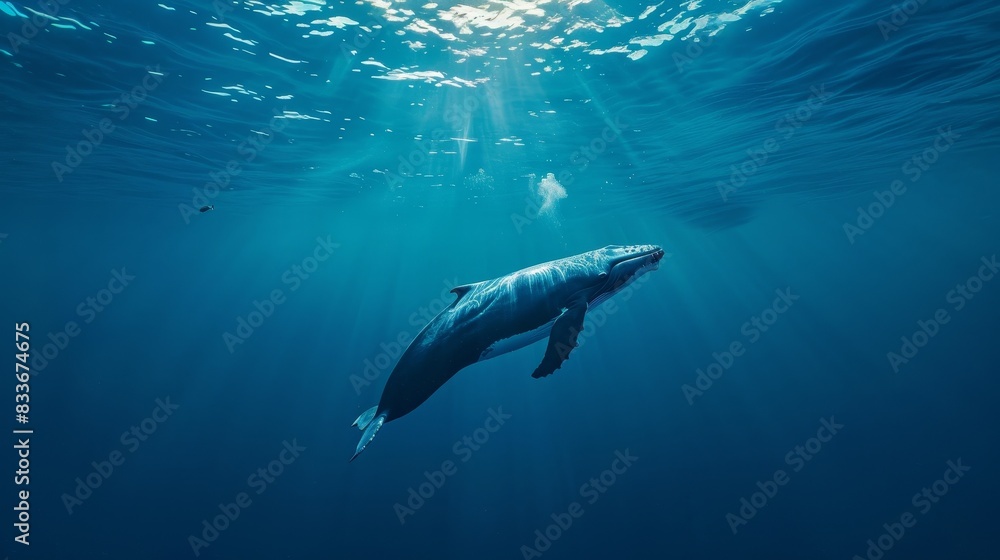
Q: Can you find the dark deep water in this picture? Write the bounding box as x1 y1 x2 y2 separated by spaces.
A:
2 0 999 559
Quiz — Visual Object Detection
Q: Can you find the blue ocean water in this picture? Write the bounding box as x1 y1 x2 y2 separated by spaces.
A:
2 0 999 558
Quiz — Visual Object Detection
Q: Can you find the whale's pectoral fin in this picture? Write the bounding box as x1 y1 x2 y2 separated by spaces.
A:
532 296 588 379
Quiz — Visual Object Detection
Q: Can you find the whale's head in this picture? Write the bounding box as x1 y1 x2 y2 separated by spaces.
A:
591 244 664 297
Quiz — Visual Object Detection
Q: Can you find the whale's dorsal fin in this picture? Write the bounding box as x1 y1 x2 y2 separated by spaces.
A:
450 283 478 301
532 293 589 378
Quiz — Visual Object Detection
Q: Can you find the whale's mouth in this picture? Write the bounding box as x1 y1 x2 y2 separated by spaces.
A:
607 246 664 287
640 247 664 271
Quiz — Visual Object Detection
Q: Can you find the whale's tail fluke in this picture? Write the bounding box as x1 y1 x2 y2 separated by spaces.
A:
350 406 386 462
352 406 377 430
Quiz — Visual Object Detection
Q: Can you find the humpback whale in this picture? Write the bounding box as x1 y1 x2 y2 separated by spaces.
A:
351 244 664 461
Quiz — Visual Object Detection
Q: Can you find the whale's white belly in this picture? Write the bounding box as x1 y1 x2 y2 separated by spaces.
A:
478 319 555 362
